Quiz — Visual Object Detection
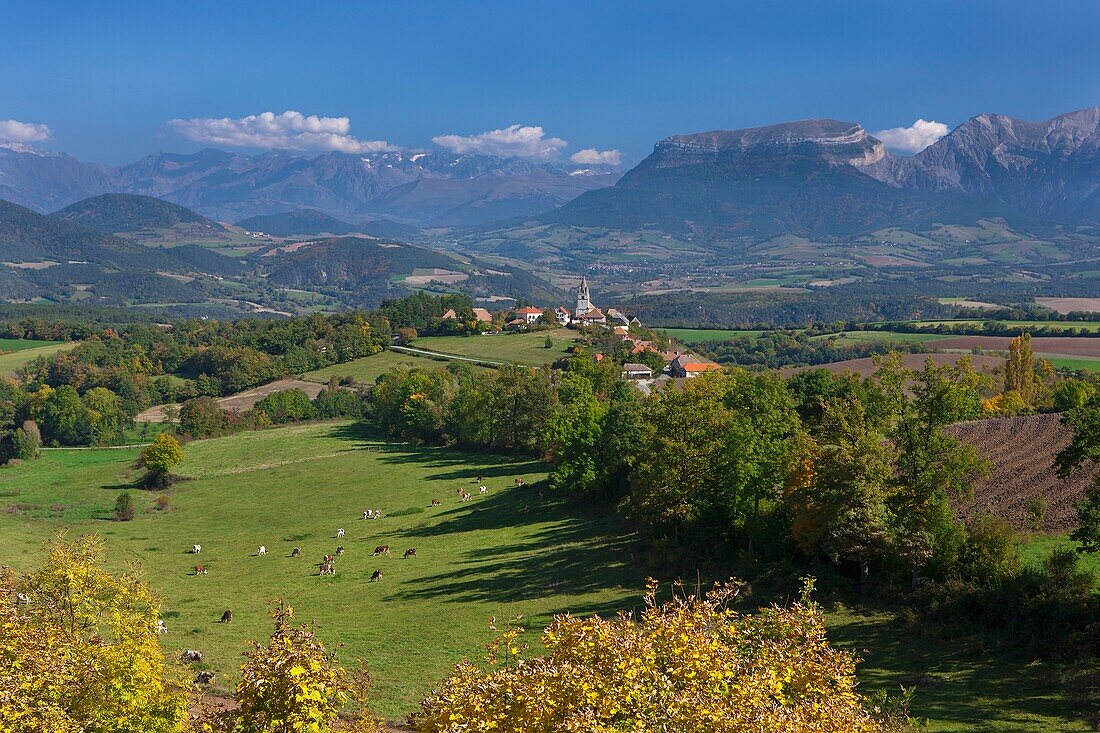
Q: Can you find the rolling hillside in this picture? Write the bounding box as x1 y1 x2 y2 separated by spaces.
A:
51 193 226 234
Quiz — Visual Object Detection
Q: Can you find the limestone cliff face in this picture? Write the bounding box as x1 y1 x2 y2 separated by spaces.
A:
654 119 886 167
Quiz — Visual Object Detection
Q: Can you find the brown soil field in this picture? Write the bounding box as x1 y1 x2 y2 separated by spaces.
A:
947 413 1097 532
780 353 1004 377
136 379 325 422
1035 297 1100 314
936 335 1100 357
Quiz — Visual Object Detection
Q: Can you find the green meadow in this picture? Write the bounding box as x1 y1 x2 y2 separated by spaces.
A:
0 339 74 376
0 420 1092 729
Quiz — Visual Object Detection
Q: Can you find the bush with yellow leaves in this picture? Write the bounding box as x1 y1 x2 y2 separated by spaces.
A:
411 579 904 733
197 602 382 733
0 534 189 733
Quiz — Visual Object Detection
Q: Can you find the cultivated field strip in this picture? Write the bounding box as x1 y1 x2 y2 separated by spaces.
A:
947 413 1097 532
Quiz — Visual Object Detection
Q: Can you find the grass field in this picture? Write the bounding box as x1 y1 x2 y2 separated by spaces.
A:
1042 355 1100 372
303 349 492 384
0 339 74 376
413 329 578 366
661 328 765 343
0 421 644 719
811 331 956 344
0 421 1094 729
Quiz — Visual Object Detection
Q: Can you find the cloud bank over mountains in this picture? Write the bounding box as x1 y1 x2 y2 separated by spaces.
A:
431 124 568 161
0 119 52 143
873 119 950 154
167 111 396 154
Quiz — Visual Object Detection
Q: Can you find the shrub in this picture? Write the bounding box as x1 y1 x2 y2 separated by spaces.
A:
178 396 229 437
12 420 42 460
254 388 314 423
113 492 135 521
154 495 171 512
958 515 1020 584
412 580 897 732
141 433 183 489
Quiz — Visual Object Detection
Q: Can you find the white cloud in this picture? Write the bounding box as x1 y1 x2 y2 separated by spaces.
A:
873 119 950 154
0 119 51 143
569 148 622 166
167 110 396 153
432 124 568 161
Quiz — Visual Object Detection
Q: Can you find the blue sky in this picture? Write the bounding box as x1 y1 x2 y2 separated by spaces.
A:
1 0 1097 164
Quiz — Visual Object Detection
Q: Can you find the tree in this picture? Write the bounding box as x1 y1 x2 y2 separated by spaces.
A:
412 580 899 733
82 386 126 445
882 356 989 587
1055 395 1100 553
178 396 229 437
545 373 608 495
0 535 188 732
41 384 91 446
1004 332 1036 406
255 388 314 423
114 492 135 521
11 419 42 460
543 334 554 349
789 397 895 588
141 433 183 488
225 602 381 733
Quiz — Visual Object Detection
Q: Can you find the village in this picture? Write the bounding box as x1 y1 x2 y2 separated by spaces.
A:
437 275 721 391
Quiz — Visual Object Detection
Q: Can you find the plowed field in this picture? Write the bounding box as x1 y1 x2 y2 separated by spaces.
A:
947 413 1097 532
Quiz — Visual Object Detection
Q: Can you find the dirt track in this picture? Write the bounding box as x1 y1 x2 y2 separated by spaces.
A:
136 379 325 422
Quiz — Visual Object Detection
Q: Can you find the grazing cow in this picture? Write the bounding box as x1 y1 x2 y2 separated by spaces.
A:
320 560 335 576
461 492 472 502
372 545 389 557
196 671 216 685
363 510 371 520
431 498 441 506
479 485 488 494
220 609 232 623
476 474 483 483
403 548 417 559
370 569 383 582
257 546 267 556
194 564 207 575
373 509 381 519
192 544 202 554
337 528 345 538
155 619 168 634
15 592 30 605
336 546 345 556
291 547 301 558
181 650 203 663
522 505 530 515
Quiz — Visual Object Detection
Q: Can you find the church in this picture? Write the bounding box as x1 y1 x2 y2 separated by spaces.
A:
571 276 606 325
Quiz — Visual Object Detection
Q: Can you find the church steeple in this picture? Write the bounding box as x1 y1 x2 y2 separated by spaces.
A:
576 275 592 315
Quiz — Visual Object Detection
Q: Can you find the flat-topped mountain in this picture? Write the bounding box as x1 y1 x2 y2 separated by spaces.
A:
545 108 1099 239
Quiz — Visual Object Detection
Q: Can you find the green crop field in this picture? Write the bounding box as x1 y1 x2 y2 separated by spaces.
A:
811 331 956 344
0 339 74 376
302 348 490 384
414 329 578 366
0 420 1092 729
1042 355 1100 372
661 328 764 343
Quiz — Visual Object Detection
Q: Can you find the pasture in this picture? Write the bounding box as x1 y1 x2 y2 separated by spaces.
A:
0 421 645 719
413 328 578 366
0 338 73 376
661 327 765 343
0 420 1094 729
303 349 492 384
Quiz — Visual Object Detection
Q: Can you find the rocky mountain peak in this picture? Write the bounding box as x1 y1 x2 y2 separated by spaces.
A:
655 118 885 166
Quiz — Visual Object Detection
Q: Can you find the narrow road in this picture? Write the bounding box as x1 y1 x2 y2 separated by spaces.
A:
389 345 503 367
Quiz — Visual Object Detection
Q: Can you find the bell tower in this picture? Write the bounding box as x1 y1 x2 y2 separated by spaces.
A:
576 275 592 316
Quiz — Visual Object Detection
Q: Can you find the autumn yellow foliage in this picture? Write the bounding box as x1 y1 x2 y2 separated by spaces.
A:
0 534 189 733
412 579 896 733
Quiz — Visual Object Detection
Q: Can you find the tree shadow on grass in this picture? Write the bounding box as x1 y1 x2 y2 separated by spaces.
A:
828 611 1088 730
386 490 646 605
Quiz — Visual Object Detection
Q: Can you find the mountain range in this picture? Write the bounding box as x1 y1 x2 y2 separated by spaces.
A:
543 108 1100 239
0 145 620 227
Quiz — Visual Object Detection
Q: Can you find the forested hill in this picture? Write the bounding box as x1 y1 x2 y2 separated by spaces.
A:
0 199 181 270
51 193 226 234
